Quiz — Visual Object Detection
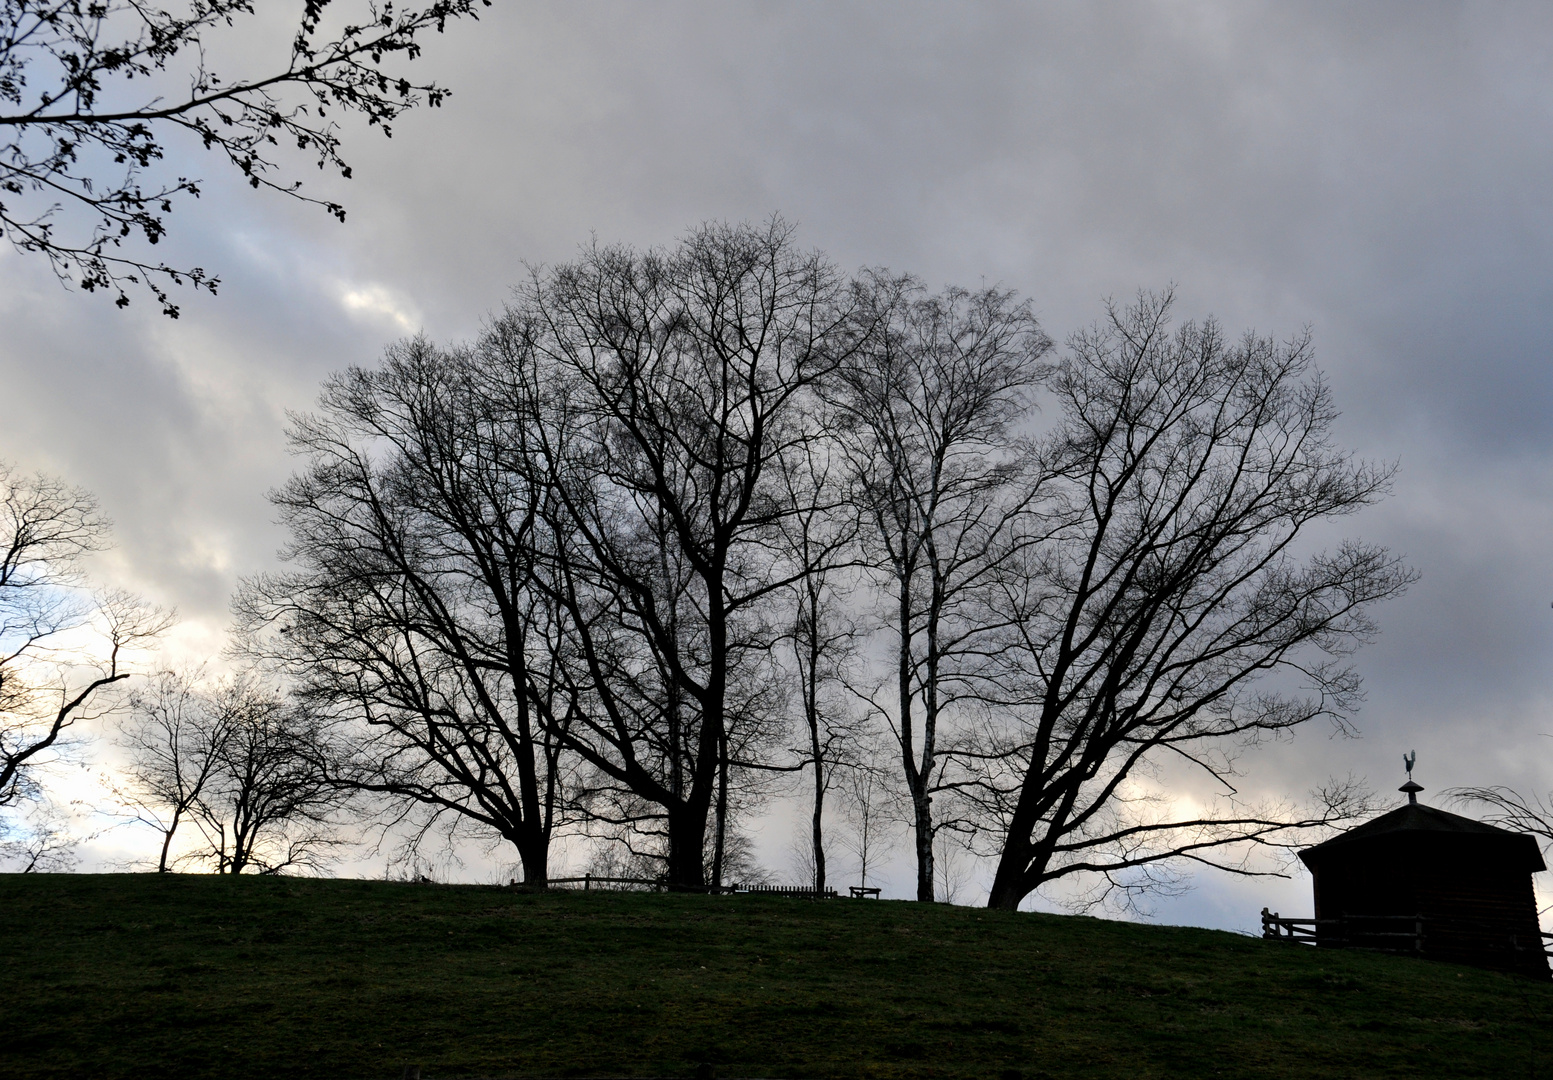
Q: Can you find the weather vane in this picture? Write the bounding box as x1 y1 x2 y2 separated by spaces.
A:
1400 750 1422 805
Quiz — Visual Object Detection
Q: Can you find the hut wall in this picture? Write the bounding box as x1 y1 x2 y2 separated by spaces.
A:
1412 865 1546 977
1309 835 1548 978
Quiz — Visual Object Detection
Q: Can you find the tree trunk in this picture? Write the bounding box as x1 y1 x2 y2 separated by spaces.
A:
811 756 827 894
517 832 549 888
912 791 935 901
704 564 729 891
711 730 729 889
985 846 1029 910
510 662 550 890
666 802 708 889
157 807 182 873
985 768 1064 910
804 598 827 894
898 579 936 902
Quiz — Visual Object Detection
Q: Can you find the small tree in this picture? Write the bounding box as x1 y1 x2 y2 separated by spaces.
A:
839 752 897 892
0 795 83 871
192 675 342 875
774 436 862 894
116 668 231 872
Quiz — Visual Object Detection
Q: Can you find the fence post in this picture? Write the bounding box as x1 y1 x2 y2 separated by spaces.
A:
585 873 591 892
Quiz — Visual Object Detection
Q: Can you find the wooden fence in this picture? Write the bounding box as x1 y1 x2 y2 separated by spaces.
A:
741 884 838 899
1261 908 1553 960
547 875 731 894
543 876 839 898
1261 909 1424 952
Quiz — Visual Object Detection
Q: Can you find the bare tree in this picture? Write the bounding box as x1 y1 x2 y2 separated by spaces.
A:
774 437 861 894
1 461 170 815
190 674 342 875
0 794 82 871
973 292 1416 912
504 217 868 888
838 751 896 892
838 278 1052 901
235 337 577 887
1 0 489 315
115 668 231 872
934 827 975 904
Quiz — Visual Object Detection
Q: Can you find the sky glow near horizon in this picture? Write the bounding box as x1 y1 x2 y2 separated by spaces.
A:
3 2 1552 929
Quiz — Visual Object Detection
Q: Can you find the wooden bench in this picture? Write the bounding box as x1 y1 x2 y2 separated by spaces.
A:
849 886 882 899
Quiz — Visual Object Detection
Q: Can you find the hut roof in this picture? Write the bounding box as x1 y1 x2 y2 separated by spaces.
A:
1299 803 1546 873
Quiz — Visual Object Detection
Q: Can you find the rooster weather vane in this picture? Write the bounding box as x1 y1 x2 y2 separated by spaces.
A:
1400 750 1423 805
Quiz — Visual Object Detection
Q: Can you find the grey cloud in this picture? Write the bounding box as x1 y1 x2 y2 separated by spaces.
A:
3 1 1550 921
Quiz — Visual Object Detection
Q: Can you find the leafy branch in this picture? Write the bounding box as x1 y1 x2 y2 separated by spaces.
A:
1 0 488 315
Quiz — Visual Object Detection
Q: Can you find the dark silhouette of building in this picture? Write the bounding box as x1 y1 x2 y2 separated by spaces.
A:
1295 767 1549 979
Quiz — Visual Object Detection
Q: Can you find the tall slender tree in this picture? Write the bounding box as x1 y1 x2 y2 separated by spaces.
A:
839 278 1051 900
773 436 861 894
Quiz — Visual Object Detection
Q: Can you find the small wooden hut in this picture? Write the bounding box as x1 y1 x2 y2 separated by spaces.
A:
1293 775 1548 979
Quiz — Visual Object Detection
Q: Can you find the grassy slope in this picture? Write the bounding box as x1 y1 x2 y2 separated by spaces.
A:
1 875 1548 1079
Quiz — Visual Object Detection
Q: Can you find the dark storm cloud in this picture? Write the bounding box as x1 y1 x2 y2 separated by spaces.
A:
3 2 1550 919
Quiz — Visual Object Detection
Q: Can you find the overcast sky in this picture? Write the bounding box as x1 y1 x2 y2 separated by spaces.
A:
3 2 1551 926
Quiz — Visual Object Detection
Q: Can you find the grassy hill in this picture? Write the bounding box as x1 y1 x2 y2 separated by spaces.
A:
1 874 1547 1079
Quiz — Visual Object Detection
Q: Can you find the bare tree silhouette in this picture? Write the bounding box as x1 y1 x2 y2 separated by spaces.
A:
837 277 1051 901
498 218 868 889
115 668 231 872
235 338 577 887
190 674 343 875
1 461 170 817
969 292 1413 912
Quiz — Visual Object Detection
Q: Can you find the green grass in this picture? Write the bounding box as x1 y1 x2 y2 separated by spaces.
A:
1 874 1548 1079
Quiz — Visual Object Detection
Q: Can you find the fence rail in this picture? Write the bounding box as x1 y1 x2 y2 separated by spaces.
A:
741 884 838 899
546 875 735 894
542 875 843 898
1262 908 1553 960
